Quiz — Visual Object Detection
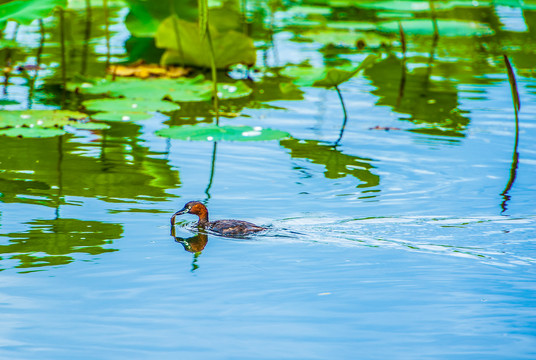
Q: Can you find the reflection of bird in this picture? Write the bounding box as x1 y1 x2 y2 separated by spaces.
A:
171 201 266 236
171 226 208 253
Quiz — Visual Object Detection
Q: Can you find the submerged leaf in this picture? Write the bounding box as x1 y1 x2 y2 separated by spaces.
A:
156 124 290 141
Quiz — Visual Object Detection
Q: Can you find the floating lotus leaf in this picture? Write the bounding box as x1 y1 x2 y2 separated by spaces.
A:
155 124 290 142
0 110 88 128
281 54 377 88
68 122 111 130
69 76 252 102
378 19 495 36
0 127 67 138
217 82 253 99
83 98 180 112
0 0 66 25
91 112 155 122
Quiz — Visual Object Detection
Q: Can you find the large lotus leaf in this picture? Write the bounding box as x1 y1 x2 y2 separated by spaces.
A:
83 98 180 112
69 76 211 101
156 124 290 141
156 15 256 69
91 112 156 122
281 54 377 88
124 0 198 37
0 127 67 138
378 19 495 36
69 76 252 102
0 110 88 128
0 0 66 25
124 0 241 37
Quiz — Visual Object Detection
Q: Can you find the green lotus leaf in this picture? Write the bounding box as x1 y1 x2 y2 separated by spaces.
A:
217 82 253 99
281 54 377 88
69 76 211 101
68 122 111 130
0 0 66 25
155 124 290 141
156 15 256 69
124 0 239 37
0 127 66 138
83 98 180 112
91 112 155 122
69 76 251 102
377 19 495 36
0 110 88 128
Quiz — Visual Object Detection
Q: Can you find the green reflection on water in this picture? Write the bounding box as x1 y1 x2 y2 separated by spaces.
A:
366 55 469 137
0 122 180 206
280 138 380 188
0 218 122 271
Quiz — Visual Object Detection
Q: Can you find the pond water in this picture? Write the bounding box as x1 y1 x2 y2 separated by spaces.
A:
1 1 536 359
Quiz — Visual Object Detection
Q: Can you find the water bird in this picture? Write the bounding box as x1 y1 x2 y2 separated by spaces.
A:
171 201 266 236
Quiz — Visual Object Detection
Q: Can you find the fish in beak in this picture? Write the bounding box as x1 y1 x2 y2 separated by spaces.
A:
170 206 190 225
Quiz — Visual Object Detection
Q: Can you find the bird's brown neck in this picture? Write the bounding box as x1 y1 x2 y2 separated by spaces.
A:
196 211 209 227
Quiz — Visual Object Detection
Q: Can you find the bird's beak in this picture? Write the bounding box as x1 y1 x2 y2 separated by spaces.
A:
170 207 189 225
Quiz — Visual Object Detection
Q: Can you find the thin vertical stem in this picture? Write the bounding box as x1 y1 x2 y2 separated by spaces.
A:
28 19 46 108
429 0 439 45
333 85 348 146
206 28 219 124
55 135 64 220
81 0 92 75
59 8 67 106
170 0 185 67
241 0 248 36
204 141 217 200
103 0 110 69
